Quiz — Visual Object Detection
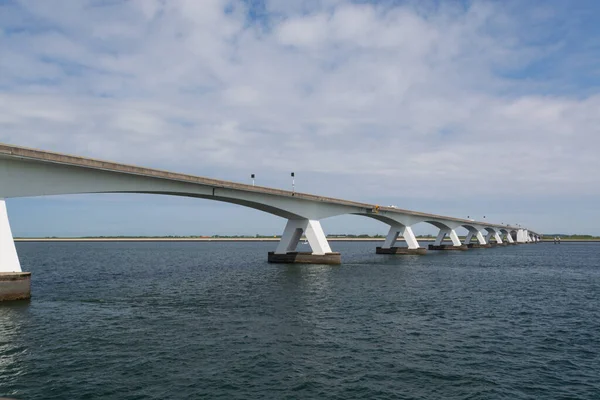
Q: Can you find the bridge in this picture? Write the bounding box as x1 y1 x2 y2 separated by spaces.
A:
0 143 540 301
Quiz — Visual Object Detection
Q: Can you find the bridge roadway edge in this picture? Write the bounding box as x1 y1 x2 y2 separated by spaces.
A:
0 142 534 235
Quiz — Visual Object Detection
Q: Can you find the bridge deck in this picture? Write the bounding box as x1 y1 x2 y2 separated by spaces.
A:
0 143 521 231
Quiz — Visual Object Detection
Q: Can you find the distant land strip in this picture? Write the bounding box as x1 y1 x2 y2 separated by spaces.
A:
13 237 600 242
14 237 387 242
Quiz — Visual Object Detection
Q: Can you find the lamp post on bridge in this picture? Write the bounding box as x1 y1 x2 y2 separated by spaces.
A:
291 172 295 194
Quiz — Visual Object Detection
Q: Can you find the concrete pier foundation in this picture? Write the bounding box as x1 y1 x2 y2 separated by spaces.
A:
376 247 427 255
428 244 468 251
467 243 492 249
268 252 341 265
0 272 31 301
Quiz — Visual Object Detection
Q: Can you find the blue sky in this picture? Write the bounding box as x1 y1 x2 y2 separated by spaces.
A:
1 0 599 237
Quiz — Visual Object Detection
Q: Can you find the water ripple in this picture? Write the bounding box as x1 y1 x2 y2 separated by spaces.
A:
0 241 598 399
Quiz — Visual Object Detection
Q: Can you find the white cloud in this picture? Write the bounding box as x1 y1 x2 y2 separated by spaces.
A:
1 0 598 217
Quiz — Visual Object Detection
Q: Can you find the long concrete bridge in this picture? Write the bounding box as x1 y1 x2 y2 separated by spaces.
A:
0 143 540 300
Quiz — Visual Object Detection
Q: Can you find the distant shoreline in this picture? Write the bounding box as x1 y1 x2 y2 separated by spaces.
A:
13 237 600 243
14 237 387 242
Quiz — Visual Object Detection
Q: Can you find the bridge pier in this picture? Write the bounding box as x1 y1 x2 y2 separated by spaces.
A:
0 272 31 301
376 225 426 255
503 232 516 244
463 228 489 248
429 244 468 251
376 247 427 255
429 228 468 251
467 243 491 249
268 252 341 264
475 229 504 247
269 219 340 264
485 230 495 245
0 199 30 301
516 229 530 243
492 231 504 245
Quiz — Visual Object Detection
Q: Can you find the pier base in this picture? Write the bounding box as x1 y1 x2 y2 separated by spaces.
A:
491 243 508 247
428 244 468 251
0 272 31 301
467 243 492 249
268 252 341 265
376 247 427 255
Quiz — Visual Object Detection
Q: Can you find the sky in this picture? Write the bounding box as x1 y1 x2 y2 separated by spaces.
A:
1 0 599 237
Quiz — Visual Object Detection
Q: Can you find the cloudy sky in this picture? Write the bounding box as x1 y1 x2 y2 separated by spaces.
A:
1 0 599 237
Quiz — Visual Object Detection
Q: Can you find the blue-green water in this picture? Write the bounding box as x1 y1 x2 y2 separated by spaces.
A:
1 241 599 399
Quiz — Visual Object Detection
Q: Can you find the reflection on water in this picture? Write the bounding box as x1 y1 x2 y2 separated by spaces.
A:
0 303 29 396
277 264 336 332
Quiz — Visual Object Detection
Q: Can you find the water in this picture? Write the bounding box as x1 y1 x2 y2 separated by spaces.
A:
1 241 599 399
